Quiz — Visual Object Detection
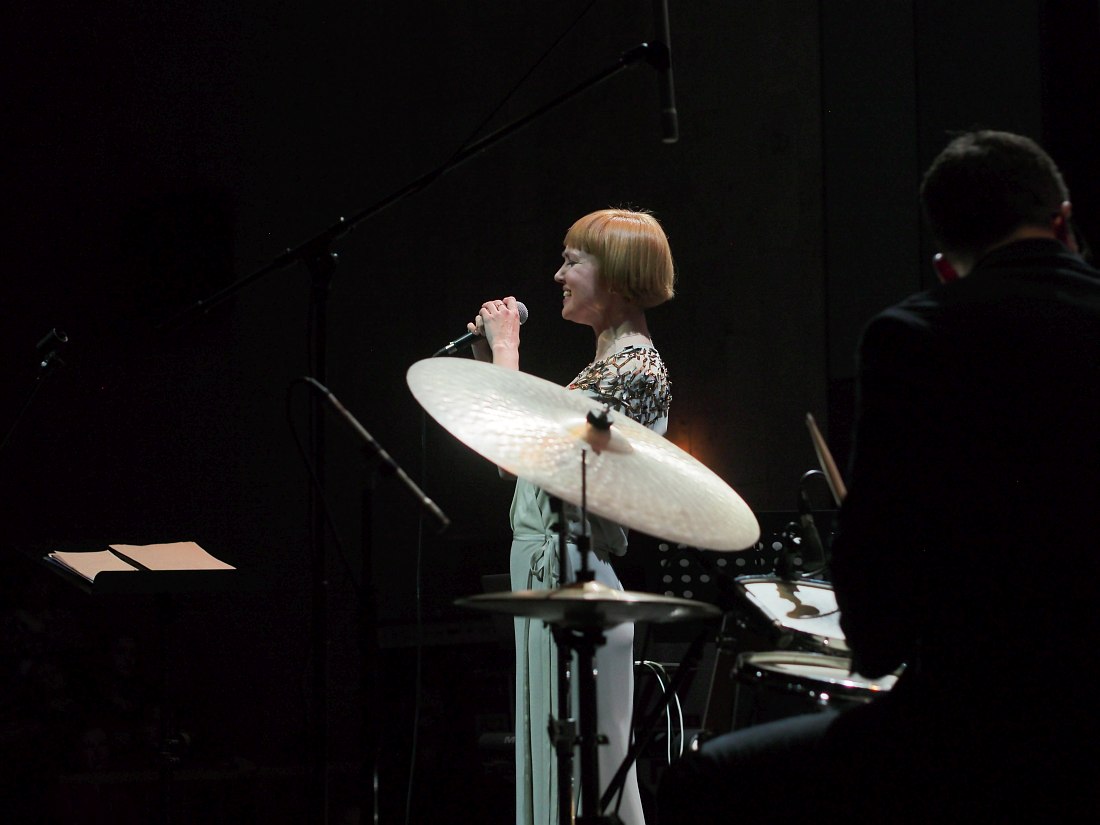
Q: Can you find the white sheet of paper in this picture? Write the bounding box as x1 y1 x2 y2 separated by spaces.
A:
48 550 138 581
108 541 235 571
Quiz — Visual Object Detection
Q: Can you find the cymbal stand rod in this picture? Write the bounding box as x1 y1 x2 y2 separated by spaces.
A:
551 495 576 825
550 495 575 586
577 449 593 582
577 628 600 821
574 625 620 824
573 446 620 823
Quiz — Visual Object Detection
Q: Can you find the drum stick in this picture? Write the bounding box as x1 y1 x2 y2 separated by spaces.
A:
806 413 847 506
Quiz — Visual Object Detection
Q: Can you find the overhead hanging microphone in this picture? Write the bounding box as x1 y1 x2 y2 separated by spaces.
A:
650 0 679 143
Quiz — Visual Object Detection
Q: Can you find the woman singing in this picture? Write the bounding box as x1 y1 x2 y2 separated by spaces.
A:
470 208 675 825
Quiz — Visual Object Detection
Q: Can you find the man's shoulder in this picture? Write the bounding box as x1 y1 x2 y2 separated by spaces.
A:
880 249 1100 323
864 290 943 340
971 240 1100 292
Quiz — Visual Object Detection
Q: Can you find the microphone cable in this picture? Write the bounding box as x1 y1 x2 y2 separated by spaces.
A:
636 660 684 763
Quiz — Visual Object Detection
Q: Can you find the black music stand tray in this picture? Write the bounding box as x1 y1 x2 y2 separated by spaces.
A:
42 562 238 597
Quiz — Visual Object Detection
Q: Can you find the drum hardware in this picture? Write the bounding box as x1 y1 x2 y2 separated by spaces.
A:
655 543 840 643
698 468 843 736
640 535 849 740
456 506 722 824
601 628 712 815
775 469 833 579
458 533 722 824
408 358 757 824
695 574 850 737
699 614 749 740
643 510 837 625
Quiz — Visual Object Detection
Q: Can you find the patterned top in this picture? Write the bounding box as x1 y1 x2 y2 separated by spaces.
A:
568 345 671 430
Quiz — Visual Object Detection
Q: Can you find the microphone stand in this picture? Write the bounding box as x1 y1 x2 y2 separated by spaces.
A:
159 41 666 825
304 377 450 532
1 328 69 458
303 377 450 824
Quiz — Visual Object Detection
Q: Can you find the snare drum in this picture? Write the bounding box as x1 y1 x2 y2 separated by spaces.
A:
732 650 897 730
734 576 848 656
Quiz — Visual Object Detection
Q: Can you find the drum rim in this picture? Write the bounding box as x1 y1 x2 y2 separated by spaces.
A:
736 649 851 669
734 574 834 589
735 650 897 692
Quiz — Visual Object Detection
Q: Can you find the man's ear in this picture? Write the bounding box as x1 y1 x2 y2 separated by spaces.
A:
1053 201 1077 252
933 253 960 284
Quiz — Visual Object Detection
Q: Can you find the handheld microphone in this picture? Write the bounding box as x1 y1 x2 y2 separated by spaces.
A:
651 0 679 143
432 301 528 357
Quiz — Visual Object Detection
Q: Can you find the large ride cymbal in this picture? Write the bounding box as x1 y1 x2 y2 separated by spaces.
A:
457 580 721 628
406 358 759 551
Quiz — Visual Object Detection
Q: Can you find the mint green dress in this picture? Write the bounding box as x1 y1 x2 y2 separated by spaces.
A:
510 345 671 825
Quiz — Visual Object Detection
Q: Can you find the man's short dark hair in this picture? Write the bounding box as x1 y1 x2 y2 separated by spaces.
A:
920 130 1069 261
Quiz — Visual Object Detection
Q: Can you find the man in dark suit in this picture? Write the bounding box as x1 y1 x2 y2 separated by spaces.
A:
658 131 1100 822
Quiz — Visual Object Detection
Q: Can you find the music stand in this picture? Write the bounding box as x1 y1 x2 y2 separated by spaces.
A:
34 547 238 825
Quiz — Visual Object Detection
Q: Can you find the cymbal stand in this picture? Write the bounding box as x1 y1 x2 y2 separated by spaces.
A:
561 445 624 824
551 618 618 825
549 493 576 825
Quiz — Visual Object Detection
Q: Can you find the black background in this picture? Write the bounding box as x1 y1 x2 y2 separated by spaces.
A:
2 2 1097 822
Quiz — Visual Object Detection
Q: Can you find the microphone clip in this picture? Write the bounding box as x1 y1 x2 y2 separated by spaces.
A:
36 328 70 376
795 470 830 578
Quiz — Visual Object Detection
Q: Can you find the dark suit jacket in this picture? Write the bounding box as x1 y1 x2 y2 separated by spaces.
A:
831 239 1100 703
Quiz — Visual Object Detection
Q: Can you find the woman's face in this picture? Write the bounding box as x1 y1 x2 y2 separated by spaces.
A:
554 246 609 327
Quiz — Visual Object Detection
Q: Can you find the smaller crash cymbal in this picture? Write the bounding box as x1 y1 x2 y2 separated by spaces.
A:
456 580 721 629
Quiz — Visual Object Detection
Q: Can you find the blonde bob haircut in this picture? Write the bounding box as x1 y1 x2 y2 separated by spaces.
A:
563 209 675 309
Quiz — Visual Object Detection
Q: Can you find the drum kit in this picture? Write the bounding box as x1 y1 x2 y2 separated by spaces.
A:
701 575 897 736
406 359 894 823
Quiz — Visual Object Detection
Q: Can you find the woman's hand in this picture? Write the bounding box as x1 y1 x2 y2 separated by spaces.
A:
471 296 522 369
466 315 492 362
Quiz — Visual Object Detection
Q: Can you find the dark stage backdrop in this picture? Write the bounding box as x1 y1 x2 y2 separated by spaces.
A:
2 1 1096 822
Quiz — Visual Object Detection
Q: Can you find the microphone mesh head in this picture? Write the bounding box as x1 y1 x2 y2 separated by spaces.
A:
516 301 529 325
